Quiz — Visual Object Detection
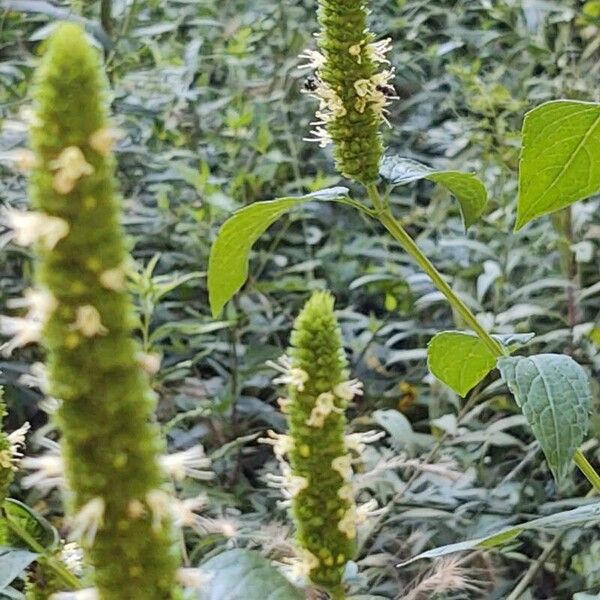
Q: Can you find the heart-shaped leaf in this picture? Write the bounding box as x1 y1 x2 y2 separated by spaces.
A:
199 549 304 600
517 100 600 230
380 156 488 229
207 187 349 317
498 353 591 483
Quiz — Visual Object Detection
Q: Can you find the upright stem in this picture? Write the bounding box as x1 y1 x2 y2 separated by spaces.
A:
574 450 600 493
366 184 506 358
100 0 113 35
4 511 82 590
365 183 600 492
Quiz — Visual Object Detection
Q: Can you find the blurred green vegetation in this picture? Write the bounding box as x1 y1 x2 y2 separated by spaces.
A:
0 1 599 598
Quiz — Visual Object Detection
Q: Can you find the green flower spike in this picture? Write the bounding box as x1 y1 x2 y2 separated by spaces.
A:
1 23 188 600
300 0 396 183
263 292 382 599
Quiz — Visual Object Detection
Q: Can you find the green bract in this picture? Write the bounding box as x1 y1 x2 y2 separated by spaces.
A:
265 292 379 598
25 23 181 599
302 0 393 183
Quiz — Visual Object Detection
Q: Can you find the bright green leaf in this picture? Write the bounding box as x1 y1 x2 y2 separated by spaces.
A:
498 354 591 483
427 331 534 397
380 156 488 228
207 187 349 317
398 501 600 566
428 332 497 396
0 547 38 591
2 500 59 550
516 100 600 230
200 549 304 600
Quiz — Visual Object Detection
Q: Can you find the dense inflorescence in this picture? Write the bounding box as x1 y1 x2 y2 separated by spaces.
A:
2 23 184 600
264 292 381 598
300 0 396 184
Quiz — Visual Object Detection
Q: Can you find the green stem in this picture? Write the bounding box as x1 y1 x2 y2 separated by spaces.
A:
3 512 82 590
366 184 506 358
574 450 600 493
100 0 112 35
366 184 600 493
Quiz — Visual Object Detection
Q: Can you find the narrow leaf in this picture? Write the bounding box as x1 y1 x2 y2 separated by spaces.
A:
398 501 600 566
498 354 591 483
207 187 348 317
517 100 600 230
380 156 487 228
200 549 304 600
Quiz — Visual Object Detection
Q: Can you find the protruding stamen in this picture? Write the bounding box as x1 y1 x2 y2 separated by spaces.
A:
331 454 353 481
49 146 94 194
345 429 385 453
69 498 105 545
99 266 126 291
146 489 172 532
89 127 124 157
1 207 69 250
160 446 213 481
286 548 320 579
20 450 64 490
258 430 293 460
137 352 162 375
72 305 108 337
266 462 308 499
333 378 364 401
60 541 84 576
298 49 326 70
266 355 309 391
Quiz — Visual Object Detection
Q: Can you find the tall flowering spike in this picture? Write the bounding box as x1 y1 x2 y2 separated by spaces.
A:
27 23 181 599
267 292 366 597
302 0 395 183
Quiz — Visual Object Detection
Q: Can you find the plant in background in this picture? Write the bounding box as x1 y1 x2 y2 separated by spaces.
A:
262 291 380 599
208 0 600 568
0 390 28 503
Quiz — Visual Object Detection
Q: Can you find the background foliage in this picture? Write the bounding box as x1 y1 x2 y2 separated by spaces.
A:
0 1 599 598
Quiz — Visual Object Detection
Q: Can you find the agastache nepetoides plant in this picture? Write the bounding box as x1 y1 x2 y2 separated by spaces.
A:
0 23 195 600
263 292 382 599
208 0 600 568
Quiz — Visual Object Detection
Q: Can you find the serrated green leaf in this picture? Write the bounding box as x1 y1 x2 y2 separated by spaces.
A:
380 156 487 228
207 187 349 317
427 332 535 396
0 547 38 591
398 501 600 566
498 354 591 483
199 549 304 600
517 100 600 230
